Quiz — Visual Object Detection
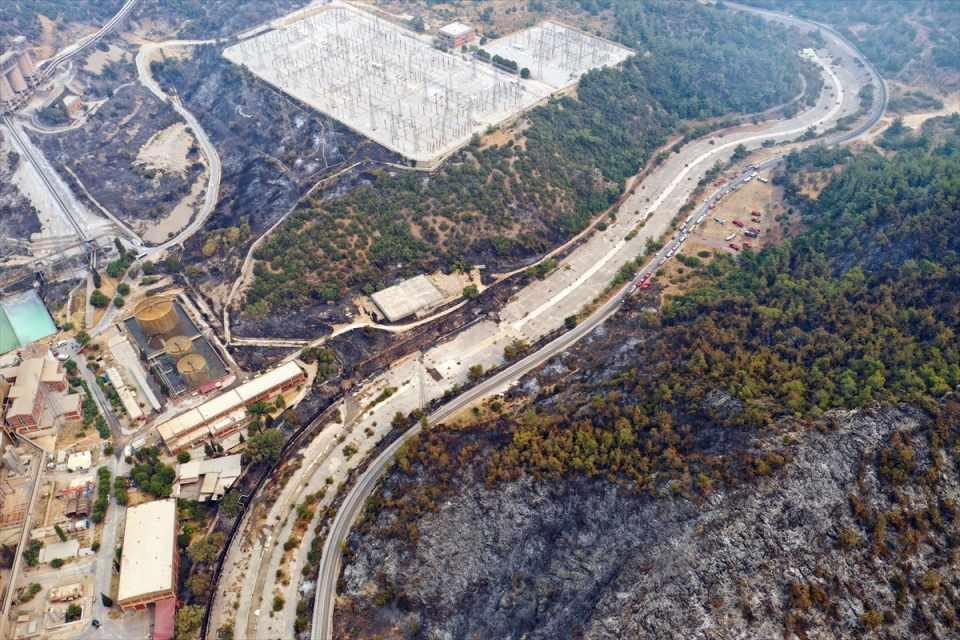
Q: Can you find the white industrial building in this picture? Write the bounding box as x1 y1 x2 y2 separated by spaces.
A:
117 499 178 611
174 454 242 502
370 274 446 322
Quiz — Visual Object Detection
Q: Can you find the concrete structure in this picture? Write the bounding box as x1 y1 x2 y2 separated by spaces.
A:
62 94 83 119
0 290 58 355
49 583 83 603
132 297 178 336
436 22 476 49
106 366 145 421
1 344 79 433
107 334 163 412
482 20 633 90
0 45 38 110
117 499 178 612
66 450 91 472
224 2 549 166
370 274 445 322
174 454 242 501
157 362 306 453
39 539 80 563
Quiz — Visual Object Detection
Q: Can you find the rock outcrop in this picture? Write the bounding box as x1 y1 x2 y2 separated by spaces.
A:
339 403 960 639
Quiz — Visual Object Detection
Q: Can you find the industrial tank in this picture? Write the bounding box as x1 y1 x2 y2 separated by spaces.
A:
176 353 209 387
133 296 178 336
164 335 193 358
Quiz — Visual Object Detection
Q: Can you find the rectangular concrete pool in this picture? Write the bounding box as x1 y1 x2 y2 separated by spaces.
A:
0 290 58 354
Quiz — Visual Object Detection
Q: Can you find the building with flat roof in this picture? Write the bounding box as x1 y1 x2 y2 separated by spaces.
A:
370 274 446 323
436 22 476 49
117 499 178 611
106 367 145 422
1 344 79 433
157 362 306 453
174 454 242 502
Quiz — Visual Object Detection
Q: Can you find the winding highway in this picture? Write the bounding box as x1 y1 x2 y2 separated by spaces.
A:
307 5 888 640
131 40 224 257
36 0 142 81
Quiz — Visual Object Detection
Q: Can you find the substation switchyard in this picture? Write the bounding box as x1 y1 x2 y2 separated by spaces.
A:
224 2 632 166
482 20 634 90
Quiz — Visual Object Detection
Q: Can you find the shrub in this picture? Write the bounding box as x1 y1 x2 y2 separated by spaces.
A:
90 290 110 308
65 603 82 622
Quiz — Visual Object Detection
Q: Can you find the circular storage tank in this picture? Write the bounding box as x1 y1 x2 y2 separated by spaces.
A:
164 335 193 358
177 353 209 387
133 296 177 336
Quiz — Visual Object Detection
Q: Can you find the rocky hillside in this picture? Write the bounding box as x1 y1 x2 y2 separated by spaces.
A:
0 148 40 260
341 403 960 639
335 121 960 639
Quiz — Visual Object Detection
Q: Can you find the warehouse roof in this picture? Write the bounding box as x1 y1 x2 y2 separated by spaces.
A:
370 275 446 322
4 350 64 420
157 362 305 446
118 499 177 604
439 22 473 37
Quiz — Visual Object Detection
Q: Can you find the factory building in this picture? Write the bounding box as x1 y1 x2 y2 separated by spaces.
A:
117 499 178 611
1 344 80 433
0 43 38 111
174 454 242 502
436 22 476 49
156 362 306 453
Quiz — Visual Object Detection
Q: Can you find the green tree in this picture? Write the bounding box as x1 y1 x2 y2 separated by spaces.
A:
90 290 110 308
174 604 203 640
468 364 484 383
246 429 284 465
65 603 82 622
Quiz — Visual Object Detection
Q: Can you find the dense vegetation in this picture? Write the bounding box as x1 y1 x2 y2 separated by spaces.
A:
741 0 960 77
0 0 123 47
247 0 805 315
382 119 960 524
129 447 176 498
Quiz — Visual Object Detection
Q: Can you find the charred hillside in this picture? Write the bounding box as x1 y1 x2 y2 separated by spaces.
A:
336 122 960 639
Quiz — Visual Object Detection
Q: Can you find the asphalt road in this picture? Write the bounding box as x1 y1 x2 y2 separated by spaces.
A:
36 0 142 81
133 40 223 256
309 6 889 639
